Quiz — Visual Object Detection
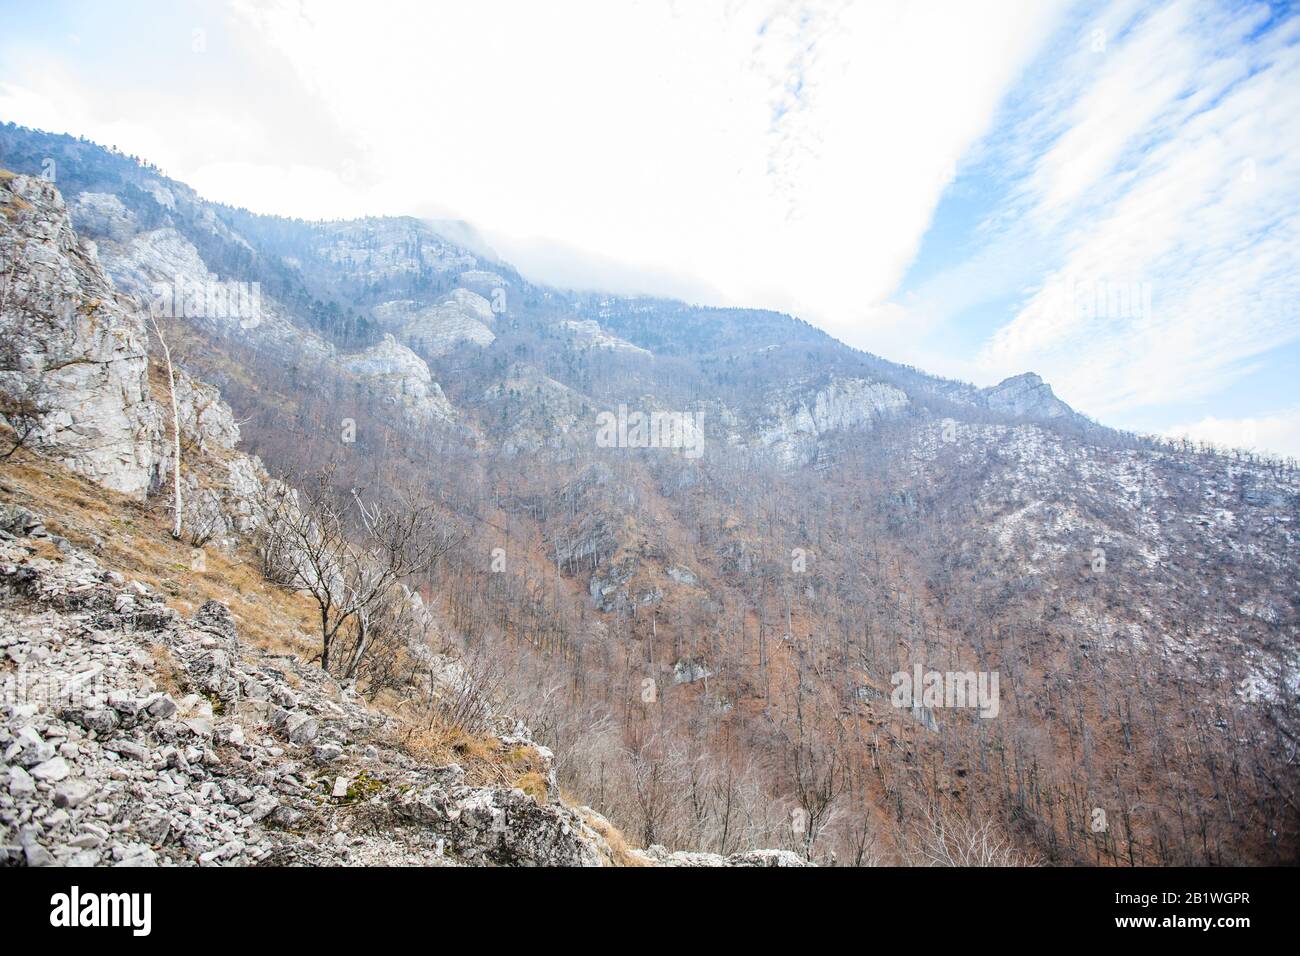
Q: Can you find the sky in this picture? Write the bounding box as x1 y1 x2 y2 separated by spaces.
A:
1 0 1297 456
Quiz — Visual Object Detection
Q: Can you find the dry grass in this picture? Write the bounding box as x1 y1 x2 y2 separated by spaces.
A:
0 168 31 220
148 643 186 698
577 808 650 867
512 770 548 802
0 447 319 661
388 720 553 793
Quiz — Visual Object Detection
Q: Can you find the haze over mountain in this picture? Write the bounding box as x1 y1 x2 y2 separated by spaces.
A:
4 1 1297 460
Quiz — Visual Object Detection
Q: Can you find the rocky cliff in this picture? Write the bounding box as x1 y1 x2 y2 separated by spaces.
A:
981 371 1075 420
0 173 162 497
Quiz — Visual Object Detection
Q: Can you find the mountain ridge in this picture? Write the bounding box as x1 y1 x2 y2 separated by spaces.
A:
0 122 1108 444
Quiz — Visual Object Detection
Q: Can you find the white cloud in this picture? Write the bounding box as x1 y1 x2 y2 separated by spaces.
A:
1164 407 1300 461
2 0 1070 323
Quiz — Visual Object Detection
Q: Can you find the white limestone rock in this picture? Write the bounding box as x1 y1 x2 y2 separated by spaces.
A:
0 174 164 498
312 217 476 282
561 319 652 358
93 226 334 362
982 372 1073 420
458 269 507 293
447 288 494 322
68 192 137 243
480 363 587 455
373 297 496 356
759 376 909 465
340 334 456 424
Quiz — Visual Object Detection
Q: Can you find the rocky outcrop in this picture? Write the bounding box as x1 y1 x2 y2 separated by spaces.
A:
457 270 507 294
481 363 588 456
759 376 908 465
666 565 697 586
638 846 809 867
0 520 596 867
373 296 496 356
173 367 241 453
2 175 282 543
554 511 621 572
672 658 712 685
69 193 335 363
181 455 267 548
982 372 1073 420
561 319 652 357
312 217 476 283
0 514 802 867
340 334 456 425
67 192 136 244
588 556 661 613
0 173 163 497
446 288 495 322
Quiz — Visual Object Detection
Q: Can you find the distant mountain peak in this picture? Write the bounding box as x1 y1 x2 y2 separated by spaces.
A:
982 371 1076 421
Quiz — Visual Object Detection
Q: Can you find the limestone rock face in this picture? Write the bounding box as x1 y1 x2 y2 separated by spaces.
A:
68 194 334 364
97 226 333 363
446 288 494 322
457 269 507 294
392 785 607 866
312 217 476 282
373 295 496 356
182 455 269 548
666 565 697 586
638 846 811 867
480 363 586 456
759 376 909 465
672 658 713 685
561 318 652 357
173 368 241 452
0 174 162 497
2 175 278 540
982 372 1072 420
67 192 136 243
340 334 456 424
106 227 208 298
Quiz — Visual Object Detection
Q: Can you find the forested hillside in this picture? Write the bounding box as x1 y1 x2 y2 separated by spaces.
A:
3 122 1297 865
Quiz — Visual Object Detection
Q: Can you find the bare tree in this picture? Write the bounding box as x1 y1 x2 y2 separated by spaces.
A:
146 311 183 539
256 465 460 675
0 357 49 460
627 736 674 848
0 258 49 460
906 800 1038 867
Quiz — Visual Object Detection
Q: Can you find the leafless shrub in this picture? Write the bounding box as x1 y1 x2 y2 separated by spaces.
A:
905 800 1039 867
425 649 503 736
253 463 461 677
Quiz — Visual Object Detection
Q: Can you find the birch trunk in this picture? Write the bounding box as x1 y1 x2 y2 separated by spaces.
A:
150 316 182 540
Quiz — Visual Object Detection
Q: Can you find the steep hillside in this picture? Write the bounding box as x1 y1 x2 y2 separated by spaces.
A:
2 122 1297 865
0 168 804 867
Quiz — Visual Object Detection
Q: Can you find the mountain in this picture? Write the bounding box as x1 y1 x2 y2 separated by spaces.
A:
0 165 813 868
2 122 1297 866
